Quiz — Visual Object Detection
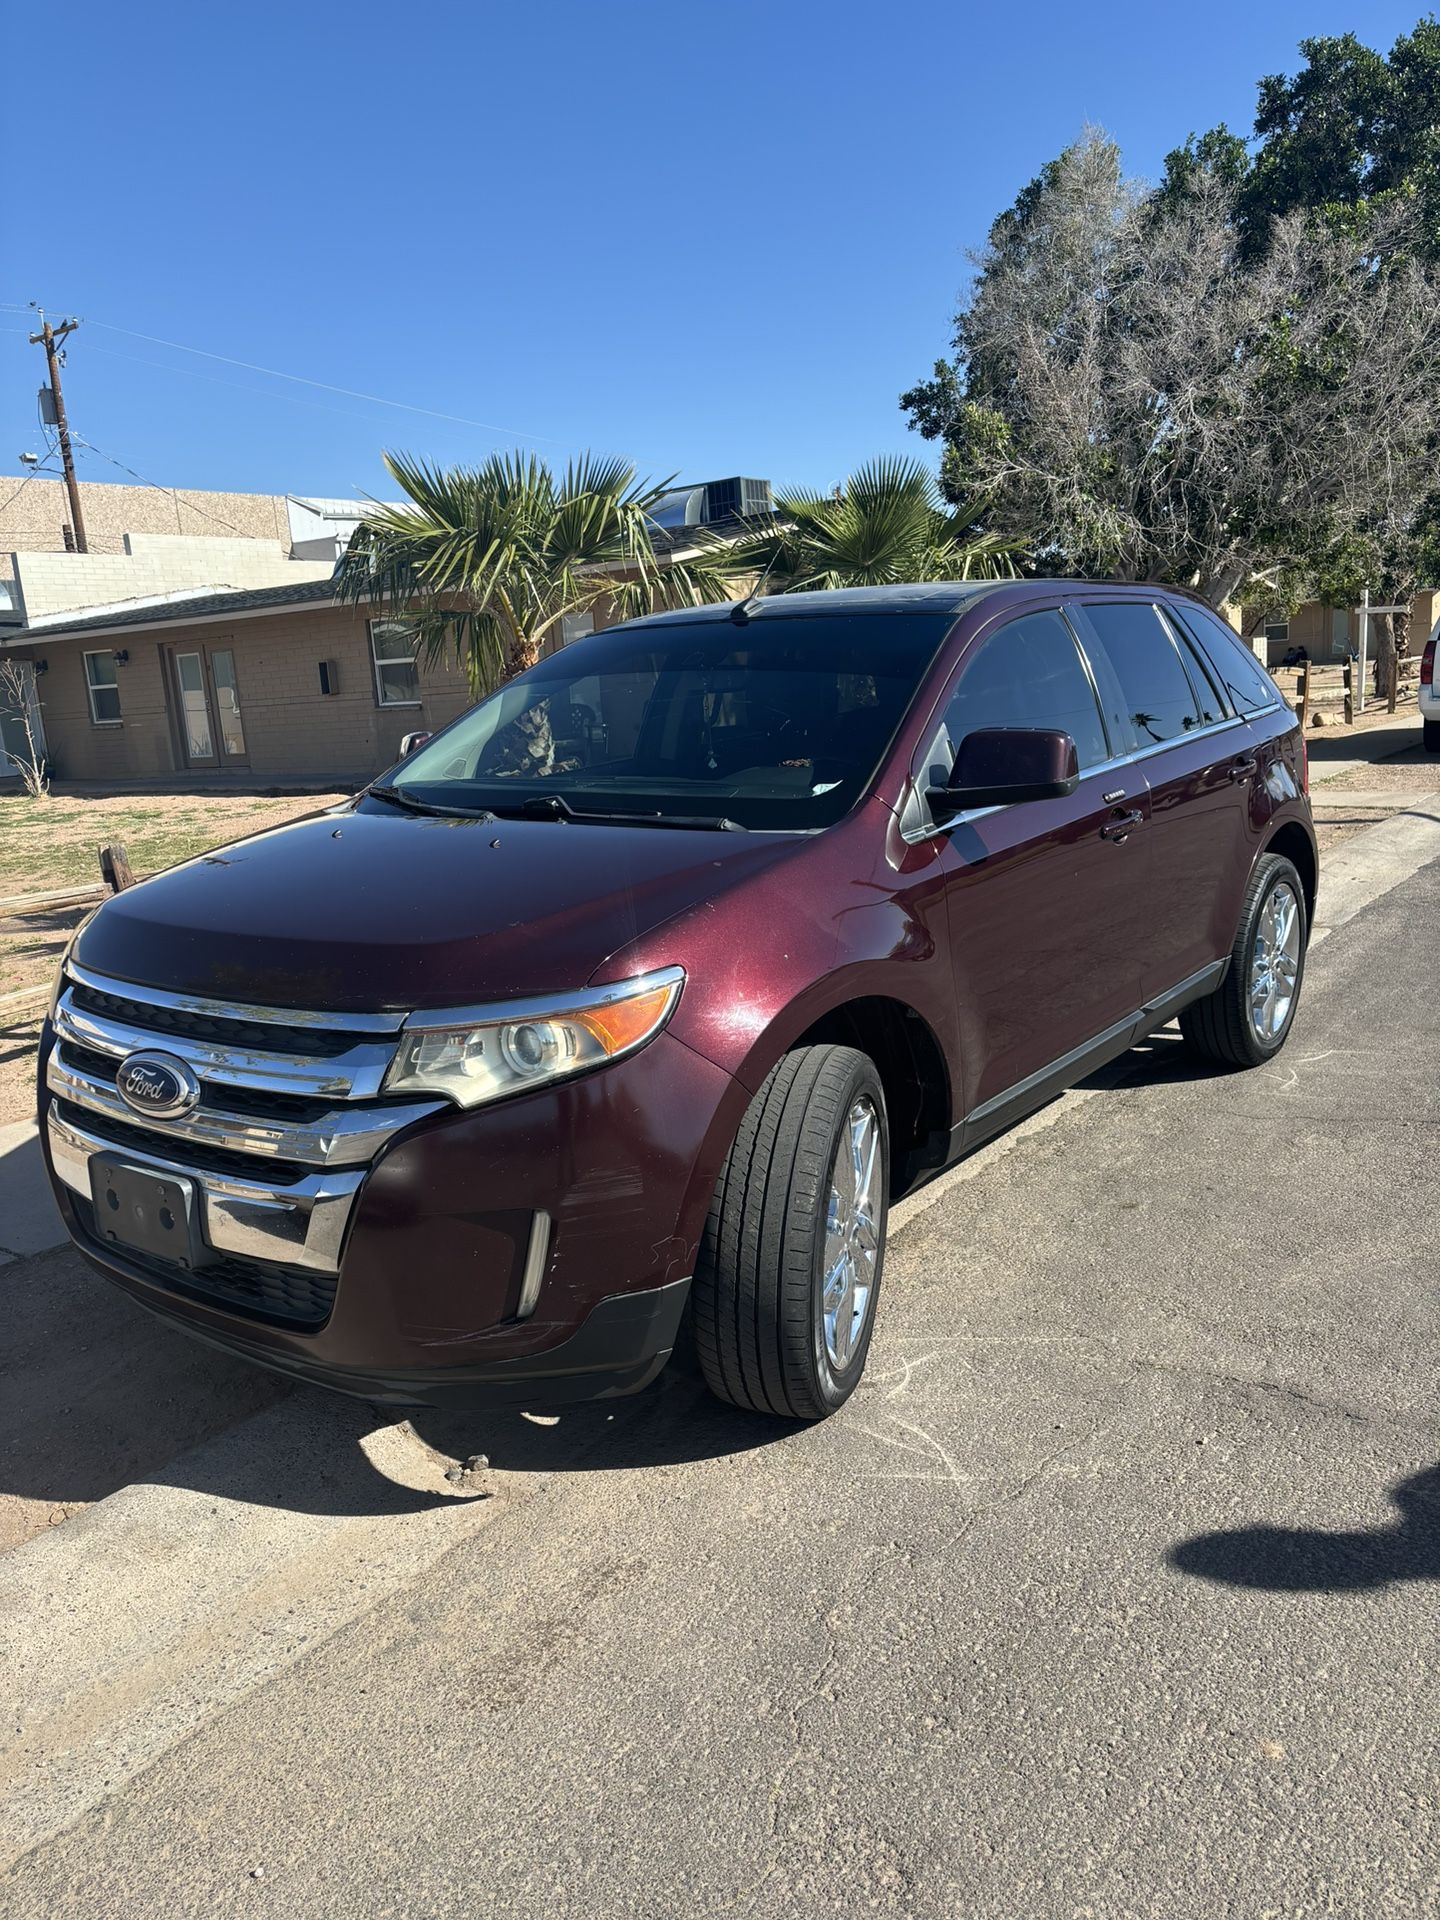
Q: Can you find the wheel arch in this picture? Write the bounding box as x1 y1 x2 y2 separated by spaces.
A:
783 995 954 1197
1260 819 1317 929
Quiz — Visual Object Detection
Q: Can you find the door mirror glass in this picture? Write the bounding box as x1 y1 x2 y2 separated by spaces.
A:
399 729 433 758
928 727 1080 812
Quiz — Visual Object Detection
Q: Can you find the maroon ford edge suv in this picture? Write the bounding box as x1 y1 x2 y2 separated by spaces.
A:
39 583 1315 1420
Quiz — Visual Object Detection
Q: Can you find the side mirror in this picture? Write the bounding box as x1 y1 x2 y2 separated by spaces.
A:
399 730 432 758
927 727 1080 813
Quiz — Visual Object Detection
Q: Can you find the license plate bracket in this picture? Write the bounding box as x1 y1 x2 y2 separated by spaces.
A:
89 1156 208 1268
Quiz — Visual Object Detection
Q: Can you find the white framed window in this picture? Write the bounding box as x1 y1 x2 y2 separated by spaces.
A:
558 612 595 647
84 649 122 725
369 620 421 707
1264 620 1289 644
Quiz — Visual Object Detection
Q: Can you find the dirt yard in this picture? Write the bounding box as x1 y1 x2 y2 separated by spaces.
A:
0 789 348 898
0 788 347 1125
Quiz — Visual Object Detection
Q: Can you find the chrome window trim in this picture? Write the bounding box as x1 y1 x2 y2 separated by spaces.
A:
65 959 409 1035
1153 603 1234 722
46 1052 443 1169
401 965 686 1035
901 713 1249 845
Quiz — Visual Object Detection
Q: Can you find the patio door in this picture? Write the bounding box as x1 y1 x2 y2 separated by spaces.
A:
168 644 249 769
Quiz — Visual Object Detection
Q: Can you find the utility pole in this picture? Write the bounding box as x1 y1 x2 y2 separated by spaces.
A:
28 312 88 553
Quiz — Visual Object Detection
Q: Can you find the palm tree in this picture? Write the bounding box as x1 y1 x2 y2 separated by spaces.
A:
336 450 737 692
725 456 1025 594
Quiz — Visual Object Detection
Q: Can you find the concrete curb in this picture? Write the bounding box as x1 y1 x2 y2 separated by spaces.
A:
1310 793 1440 946
4 796 1440 1874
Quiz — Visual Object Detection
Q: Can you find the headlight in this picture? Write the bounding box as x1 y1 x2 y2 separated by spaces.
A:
383 967 684 1110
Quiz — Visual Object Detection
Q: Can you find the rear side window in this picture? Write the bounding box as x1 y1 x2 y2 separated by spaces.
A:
1081 603 1202 750
1158 609 1228 724
943 610 1110 769
1169 602 1281 716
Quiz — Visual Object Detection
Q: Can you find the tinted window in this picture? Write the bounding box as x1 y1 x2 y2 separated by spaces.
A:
1157 608 1228 724
1083 603 1202 750
385 612 957 832
1170 602 1281 716
941 610 1109 772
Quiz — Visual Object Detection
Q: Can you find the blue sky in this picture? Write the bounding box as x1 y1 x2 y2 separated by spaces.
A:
6 1 1428 506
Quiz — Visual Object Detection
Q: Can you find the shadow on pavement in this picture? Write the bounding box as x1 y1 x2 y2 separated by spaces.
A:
1 1233 790 1536
1303 718 1422 770
407 1364 795 1477
1169 1464 1440 1592
1079 1029 1232 1092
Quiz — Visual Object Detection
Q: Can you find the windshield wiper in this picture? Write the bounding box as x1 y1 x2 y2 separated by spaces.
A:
368 785 496 822
500 794 747 831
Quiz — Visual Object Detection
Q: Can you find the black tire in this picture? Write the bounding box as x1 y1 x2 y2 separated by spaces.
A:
693 1045 888 1421
1180 852 1308 1069
1424 719 1440 753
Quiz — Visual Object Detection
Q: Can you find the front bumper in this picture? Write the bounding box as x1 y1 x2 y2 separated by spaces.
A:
41 983 743 1407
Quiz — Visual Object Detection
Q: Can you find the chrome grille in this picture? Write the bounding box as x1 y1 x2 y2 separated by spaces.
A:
69 1195 337 1329
47 961 446 1292
67 979 365 1056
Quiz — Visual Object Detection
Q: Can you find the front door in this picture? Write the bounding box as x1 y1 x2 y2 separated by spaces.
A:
167 644 249 769
921 606 1151 1125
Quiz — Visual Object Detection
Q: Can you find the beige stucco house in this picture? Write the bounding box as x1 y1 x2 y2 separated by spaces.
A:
1244 590 1439 666
0 583 485 787
0 475 767 789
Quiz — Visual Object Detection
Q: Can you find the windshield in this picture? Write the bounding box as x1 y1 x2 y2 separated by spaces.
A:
379 612 958 831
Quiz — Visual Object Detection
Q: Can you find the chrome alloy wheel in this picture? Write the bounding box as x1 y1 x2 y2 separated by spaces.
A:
1249 879 1302 1043
821 1096 882 1371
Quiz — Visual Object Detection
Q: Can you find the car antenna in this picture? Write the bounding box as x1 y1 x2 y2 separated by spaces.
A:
729 538 785 625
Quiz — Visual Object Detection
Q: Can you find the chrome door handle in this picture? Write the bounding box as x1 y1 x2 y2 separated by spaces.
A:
1100 809 1144 841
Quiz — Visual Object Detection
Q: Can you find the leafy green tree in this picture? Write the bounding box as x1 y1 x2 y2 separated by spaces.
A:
723 456 1024 594
337 450 736 692
902 28 1440 620
1222 21 1440 678
1239 23 1440 258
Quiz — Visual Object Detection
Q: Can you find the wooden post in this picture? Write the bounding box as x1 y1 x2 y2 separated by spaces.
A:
1343 661 1354 726
98 844 135 893
1296 667 1309 733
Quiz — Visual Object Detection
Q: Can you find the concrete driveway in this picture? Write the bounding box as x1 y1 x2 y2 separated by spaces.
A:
2 839 1437 1916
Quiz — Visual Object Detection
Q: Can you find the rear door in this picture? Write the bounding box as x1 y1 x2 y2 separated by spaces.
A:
919 606 1152 1124
1070 598 1254 1001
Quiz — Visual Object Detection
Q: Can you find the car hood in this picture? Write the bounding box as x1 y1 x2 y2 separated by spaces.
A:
72 803 800 1013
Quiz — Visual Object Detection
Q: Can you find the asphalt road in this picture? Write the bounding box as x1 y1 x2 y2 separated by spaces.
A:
7 865 1440 1917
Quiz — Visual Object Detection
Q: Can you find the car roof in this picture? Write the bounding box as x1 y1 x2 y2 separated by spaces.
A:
620 580 1196 630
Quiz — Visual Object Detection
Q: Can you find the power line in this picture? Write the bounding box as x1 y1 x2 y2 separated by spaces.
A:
87 343 449 432
0 469 49 515
87 318 569 446
67 432 248 534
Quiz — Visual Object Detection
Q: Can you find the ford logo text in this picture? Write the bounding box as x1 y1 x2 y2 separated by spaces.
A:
115 1051 202 1121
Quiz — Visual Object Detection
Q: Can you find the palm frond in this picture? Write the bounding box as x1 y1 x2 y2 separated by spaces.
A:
717 457 1029 594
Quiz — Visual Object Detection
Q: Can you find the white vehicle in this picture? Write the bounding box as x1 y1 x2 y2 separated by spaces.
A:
1423 620 1440 753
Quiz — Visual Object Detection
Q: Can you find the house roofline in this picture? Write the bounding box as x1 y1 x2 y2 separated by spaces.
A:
0 587 344 648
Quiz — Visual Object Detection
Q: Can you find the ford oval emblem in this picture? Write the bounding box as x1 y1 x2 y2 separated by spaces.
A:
115 1050 201 1121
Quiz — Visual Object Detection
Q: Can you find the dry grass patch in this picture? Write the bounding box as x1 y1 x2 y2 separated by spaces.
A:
0 788 349 1124
0 790 349 898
